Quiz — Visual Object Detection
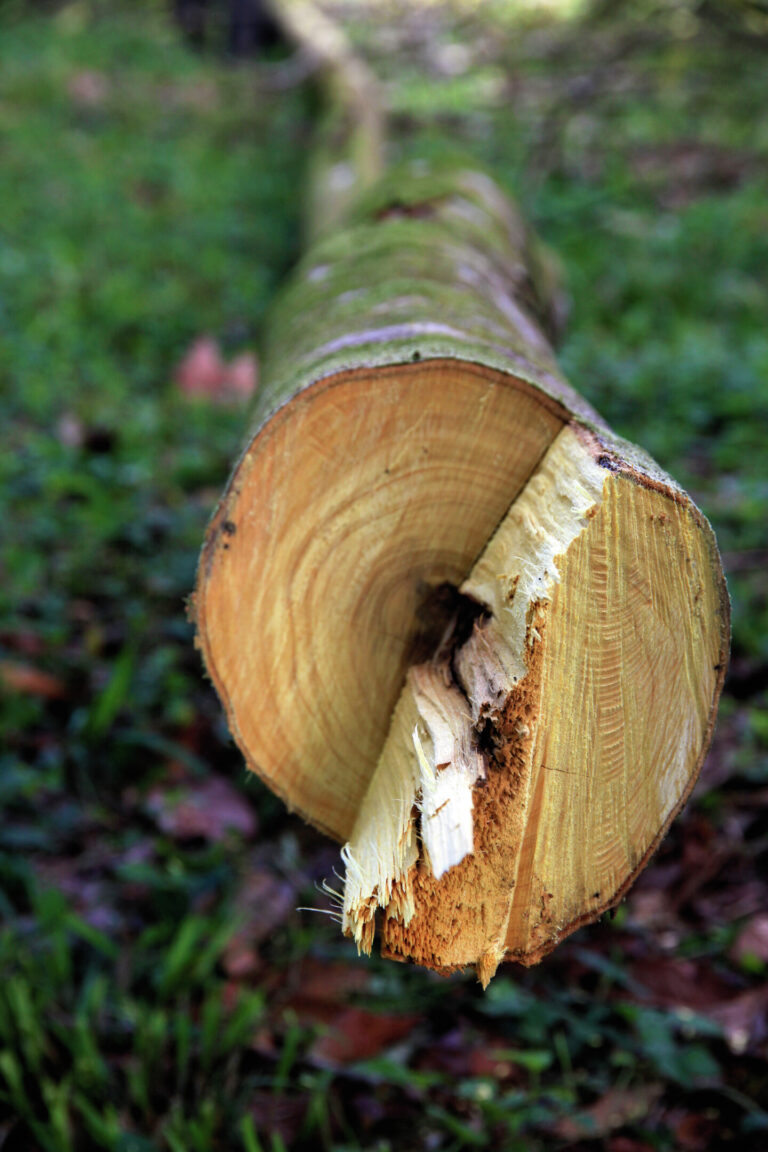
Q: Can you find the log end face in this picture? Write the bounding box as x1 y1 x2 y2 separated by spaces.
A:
194 361 564 843
339 425 729 982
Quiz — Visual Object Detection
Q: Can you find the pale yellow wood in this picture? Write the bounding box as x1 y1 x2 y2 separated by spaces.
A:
197 360 565 842
341 661 485 954
504 467 724 962
340 425 728 983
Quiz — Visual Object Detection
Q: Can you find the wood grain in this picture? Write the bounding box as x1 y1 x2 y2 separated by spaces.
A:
198 361 563 841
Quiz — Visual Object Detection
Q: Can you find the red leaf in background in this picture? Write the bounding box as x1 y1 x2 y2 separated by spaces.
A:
247 1090 309 1149
223 352 258 400
57 413 86 449
222 868 296 978
145 775 257 842
0 660 67 700
174 336 226 398
556 1084 663 1141
284 959 418 1064
707 985 768 1054
222 942 260 979
415 1026 521 1083
67 69 110 108
174 338 258 402
608 1139 657 1152
672 1110 721 1152
630 956 734 1013
284 959 371 1025
34 849 125 936
731 913 768 967
310 1006 419 1065
630 953 768 1053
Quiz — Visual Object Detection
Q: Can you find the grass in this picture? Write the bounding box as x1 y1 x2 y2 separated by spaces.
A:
1 1 768 1149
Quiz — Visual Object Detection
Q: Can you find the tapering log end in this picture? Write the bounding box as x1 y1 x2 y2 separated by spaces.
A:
338 425 728 980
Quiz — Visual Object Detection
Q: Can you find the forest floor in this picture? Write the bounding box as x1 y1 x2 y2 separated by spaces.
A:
1 1 768 1149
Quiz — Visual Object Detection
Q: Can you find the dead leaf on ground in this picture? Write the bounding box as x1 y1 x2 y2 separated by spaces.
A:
284 960 411 1064
222 868 297 977
631 954 768 1053
225 352 259 399
608 1138 657 1152
145 775 257 842
730 913 768 967
288 959 371 1012
631 955 737 1013
671 1110 721 1152
34 855 124 935
0 660 67 700
692 878 766 928
247 1090 309 1149
629 141 765 207
707 985 768 1054
57 413 85 449
67 69 110 108
174 336 225 398
555 1083 663 1141
310 1006 419 1065
416 1026 520 1083
167 79 220 111
174 337 258 402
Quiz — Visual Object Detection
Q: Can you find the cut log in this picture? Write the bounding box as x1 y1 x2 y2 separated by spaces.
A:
194 158 728 981
193 2 729 983
341 424 726 984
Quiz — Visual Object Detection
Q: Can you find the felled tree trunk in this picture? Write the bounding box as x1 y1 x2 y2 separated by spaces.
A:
193 2 729 985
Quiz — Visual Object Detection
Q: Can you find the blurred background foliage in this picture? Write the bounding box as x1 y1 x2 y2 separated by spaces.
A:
0 0 767 1149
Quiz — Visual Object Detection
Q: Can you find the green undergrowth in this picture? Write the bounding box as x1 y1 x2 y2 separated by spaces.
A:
1 1 768 1149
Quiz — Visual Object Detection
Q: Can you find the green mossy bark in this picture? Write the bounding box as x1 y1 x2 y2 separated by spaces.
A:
246 155 694 500
257 158 579 418
258 4 684 495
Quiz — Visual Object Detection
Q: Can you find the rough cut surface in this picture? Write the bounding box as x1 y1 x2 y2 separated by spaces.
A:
340 426 727 983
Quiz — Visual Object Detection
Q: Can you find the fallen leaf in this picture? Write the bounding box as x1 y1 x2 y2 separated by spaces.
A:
0 629 45 657
173 79 220 111
146 775 257 842
608 1139 657 1152
673 1110 721 1152
247 1090 309 1148
174 336 226 398
626 887 676 933
67 69 110 108
222 941 261 979
310 1006 419 1065
57 413 85 448
631 954 768 1053
34 855 125 936
222 868 296 976
556 1084 663 1140
174 337 258 402
731 913 768 967
0 660 67 700
707 985 768 1053
629 141 759 208
630 955 736 1013
416 1027 519 1082
223 351 258 400
289 959 370 1011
